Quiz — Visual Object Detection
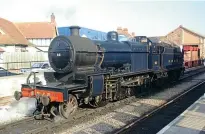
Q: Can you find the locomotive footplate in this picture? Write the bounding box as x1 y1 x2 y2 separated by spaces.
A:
19 84 86 120
14 72 87 119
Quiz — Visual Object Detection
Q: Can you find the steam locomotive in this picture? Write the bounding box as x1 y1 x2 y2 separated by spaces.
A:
14 26 184 119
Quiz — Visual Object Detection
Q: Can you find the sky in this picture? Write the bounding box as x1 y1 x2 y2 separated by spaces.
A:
0 0 205 36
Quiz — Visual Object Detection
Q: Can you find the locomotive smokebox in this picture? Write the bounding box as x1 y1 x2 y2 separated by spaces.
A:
70 26 80 36
48 26 97 74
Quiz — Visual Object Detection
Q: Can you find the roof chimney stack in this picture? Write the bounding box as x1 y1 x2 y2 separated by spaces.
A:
51 13 55 23
131 32 135 37
123 28 128 33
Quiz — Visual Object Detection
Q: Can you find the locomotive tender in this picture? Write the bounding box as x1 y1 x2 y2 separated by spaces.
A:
14 26 184 119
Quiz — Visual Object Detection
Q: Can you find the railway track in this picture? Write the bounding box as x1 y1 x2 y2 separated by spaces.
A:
114 75 205 134
0 66 205 134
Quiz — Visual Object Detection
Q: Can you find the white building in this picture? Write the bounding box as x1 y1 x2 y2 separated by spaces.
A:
0 17 32 53
14 13 58 52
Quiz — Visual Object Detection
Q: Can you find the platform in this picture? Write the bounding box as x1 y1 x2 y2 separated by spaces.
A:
157 94 205 134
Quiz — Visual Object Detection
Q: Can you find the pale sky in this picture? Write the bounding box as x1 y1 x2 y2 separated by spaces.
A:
0 0 205 36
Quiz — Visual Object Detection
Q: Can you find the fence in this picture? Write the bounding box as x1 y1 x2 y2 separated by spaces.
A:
0 52 48 70
0 60 48 69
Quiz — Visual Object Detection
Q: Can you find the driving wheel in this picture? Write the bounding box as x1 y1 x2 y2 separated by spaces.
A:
59 94 78 119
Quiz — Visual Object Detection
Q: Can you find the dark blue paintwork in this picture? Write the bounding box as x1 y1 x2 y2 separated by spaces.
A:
29 34 184 103
128 42 149 72
94 40 150 72
161 47 183 70
152 54 161 71
98 41 131 69
91 75 104 96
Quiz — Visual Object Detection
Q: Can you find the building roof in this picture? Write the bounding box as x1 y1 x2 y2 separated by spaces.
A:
149 36 177 45
148 36 163 43
167 25 205 38
0 18 29 45
15 22 57 39
180 25 205 38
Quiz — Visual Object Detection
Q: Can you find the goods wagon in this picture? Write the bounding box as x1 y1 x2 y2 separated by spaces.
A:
183 45 203 68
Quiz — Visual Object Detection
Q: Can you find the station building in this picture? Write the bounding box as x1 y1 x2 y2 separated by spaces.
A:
164 25 205 58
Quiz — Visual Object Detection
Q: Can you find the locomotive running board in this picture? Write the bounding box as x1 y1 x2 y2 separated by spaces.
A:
110 69 153 78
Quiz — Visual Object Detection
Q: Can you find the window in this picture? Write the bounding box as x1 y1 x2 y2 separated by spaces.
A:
21 47 27 52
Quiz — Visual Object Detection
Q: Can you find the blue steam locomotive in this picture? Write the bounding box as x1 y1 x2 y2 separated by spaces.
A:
14 26 184 119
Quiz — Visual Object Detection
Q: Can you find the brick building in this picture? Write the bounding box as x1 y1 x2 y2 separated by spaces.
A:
116 27 135 38
149 25 205 59
163 25 205 59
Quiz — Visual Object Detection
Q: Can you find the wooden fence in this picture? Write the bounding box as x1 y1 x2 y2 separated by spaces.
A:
0 52 48 69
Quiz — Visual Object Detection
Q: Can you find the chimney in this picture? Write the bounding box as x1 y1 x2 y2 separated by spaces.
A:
117 27 123 34
117 27 122 31
131 32 135 37
51 13 55 23
70 26 81 36
123 28 128 33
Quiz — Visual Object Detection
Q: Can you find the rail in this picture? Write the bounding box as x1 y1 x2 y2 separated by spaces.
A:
114 76 205 134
